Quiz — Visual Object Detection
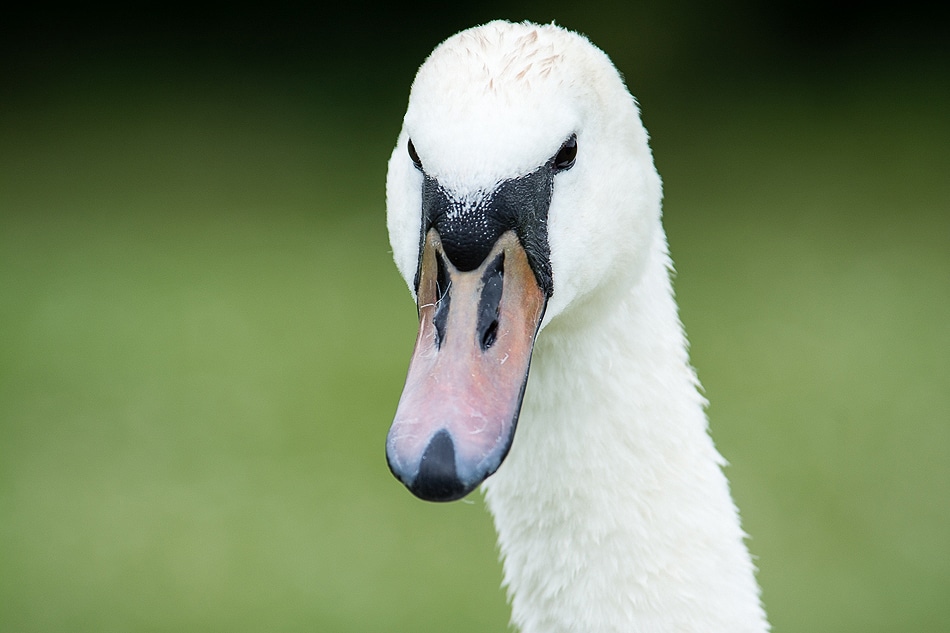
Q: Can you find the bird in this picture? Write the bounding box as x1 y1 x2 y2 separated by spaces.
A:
383 20 769 633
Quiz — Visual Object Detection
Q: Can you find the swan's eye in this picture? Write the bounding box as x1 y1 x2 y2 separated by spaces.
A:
407 139 423 170
553 134 577 172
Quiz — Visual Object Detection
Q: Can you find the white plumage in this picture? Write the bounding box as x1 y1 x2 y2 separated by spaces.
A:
386 20 769 633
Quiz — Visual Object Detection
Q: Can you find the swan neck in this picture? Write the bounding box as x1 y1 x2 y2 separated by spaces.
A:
482 235 768 633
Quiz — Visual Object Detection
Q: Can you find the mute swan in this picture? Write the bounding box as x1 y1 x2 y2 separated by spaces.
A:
384 20 768 633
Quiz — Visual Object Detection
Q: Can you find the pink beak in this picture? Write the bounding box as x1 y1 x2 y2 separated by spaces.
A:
386 229 547 501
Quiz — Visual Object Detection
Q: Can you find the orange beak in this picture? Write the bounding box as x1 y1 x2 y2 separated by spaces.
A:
386 229 547 501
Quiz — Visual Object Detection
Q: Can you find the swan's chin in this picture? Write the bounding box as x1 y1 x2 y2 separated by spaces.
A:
386 229 547 502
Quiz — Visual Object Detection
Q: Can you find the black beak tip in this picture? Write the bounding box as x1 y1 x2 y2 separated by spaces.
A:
392 429 474 502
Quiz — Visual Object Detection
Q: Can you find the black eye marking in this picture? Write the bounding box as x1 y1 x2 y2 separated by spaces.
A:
408 139 423 170
553 134 577 172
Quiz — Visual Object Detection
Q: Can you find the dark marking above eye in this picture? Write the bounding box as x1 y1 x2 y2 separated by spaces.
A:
553 134 577 172
408 139 423 170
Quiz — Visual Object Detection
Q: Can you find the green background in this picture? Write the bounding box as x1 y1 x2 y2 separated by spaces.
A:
2 4 948 632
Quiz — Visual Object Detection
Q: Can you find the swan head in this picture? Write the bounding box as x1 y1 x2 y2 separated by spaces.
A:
385 21 662 501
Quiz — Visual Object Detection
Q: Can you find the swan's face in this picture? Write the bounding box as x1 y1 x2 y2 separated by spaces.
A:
385 21 661 501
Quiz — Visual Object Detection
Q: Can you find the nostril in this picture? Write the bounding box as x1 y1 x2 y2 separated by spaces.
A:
477 253 504 351
433 252 451 347
482 319 499 349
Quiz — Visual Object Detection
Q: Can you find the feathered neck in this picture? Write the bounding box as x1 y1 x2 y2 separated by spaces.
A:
482 227 768 633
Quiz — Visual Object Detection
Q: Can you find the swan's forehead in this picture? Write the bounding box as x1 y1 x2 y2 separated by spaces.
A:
404 23 579 193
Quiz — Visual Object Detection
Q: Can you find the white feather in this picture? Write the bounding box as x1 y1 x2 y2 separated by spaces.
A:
387 20 769 633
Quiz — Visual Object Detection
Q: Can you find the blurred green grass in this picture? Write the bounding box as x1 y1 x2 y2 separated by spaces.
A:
654 75 950 632
1 61 948 633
